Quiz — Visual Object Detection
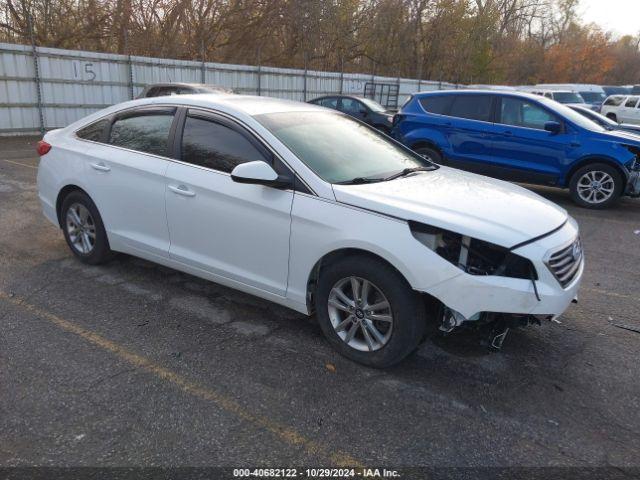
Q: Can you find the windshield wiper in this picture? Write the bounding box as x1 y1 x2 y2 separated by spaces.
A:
335 176 386 185
383 166 435 181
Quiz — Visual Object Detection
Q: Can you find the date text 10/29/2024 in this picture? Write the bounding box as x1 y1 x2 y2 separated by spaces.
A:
233 468 401 478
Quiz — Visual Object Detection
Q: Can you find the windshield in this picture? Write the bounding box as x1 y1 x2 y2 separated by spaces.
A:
579 92 606 103
553 92 585 104
538 97 606 132
255 111 430 183
359 97 387 113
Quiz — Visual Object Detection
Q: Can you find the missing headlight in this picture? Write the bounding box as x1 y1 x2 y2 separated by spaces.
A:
409 221 536 280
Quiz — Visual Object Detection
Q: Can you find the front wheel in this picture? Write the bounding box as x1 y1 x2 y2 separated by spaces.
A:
605 113 618 123
569 163 623 209
315 256 427 368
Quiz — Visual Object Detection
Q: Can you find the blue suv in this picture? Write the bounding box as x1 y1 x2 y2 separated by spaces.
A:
393 90 640 208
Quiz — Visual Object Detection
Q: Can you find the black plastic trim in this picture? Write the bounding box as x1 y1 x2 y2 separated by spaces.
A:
509 220 568 251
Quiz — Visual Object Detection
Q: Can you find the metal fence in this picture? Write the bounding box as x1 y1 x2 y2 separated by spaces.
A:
0 42 459 135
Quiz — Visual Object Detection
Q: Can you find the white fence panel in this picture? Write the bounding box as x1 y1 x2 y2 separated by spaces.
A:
0 42 460 135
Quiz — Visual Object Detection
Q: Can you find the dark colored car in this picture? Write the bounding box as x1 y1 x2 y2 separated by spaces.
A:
392 90 640 208
569 105 640 136
308 95 394 133
137 83 232 98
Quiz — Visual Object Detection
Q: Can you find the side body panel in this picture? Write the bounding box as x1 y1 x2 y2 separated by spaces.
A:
164 162 294 296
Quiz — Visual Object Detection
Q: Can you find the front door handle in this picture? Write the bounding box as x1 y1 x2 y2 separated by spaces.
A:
503 130 513 137
168 184 196 197
90 162 110 172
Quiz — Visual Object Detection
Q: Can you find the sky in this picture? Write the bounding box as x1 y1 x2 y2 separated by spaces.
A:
579 0 640 36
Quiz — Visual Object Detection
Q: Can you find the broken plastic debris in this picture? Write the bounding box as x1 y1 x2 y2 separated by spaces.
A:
325 363 336 373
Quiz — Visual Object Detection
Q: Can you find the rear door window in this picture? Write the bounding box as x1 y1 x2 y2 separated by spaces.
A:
448 95 493 122
109 109 175 157
418 95 453 115
624 97 639 108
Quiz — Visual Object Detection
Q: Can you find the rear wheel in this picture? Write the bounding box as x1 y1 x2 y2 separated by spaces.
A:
61 191 112 264
414 145 443 165
315 256 427 368
569 163 623 209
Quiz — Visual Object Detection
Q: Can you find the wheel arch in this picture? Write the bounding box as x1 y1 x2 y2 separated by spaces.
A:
564 156 628 188
55 185 91 228
410 139 443 154
305 247 416 314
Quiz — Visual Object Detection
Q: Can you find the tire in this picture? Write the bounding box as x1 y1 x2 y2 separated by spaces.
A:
414 145 443 165
60 190 113 264
315 255 427 368
376 125 391 135
569 163 623 209
605 113 618 122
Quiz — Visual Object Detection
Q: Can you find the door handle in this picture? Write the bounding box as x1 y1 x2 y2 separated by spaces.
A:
168 184 196 197
90 162 110 172
503 130 513 137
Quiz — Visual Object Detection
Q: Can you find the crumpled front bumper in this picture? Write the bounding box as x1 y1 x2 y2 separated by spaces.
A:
626 168 640 197
422 219 583 320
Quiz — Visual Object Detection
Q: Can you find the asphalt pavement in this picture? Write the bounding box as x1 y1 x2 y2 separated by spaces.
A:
1 136 639 476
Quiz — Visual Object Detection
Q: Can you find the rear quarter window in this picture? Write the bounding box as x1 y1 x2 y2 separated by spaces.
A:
418 95 453 115
76 118 110 142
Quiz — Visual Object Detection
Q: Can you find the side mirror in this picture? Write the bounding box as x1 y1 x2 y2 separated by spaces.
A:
230 161 291 188
544 121 562 135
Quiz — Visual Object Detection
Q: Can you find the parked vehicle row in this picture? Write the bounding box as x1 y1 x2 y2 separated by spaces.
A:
535 84 607 112
392 90 640 208
37 94 586 366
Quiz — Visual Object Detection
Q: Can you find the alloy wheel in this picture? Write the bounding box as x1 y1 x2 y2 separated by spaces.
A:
576 170 615 205
327 276 393 352
66 203 96 254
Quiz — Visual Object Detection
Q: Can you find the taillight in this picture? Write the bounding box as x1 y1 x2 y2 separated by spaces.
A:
37 140 51 156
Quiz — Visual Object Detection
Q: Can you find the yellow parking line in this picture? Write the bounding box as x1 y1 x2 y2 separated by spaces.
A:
0 290 361 467
2 159 38 169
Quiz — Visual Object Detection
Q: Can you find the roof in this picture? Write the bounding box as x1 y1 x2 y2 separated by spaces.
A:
138 94 326 116
413 89 543 101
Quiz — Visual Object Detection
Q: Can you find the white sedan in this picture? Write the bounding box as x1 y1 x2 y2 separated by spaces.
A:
36 94 583 367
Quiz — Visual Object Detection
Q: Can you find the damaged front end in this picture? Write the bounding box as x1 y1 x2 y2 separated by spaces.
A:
410 221 581 350
624 146 640 197
435 306 574 351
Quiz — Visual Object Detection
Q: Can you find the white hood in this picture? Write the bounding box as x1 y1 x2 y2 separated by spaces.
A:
332 166 568 248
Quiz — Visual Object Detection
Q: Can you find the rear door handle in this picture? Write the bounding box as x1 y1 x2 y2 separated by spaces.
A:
503 130 513 137
168 184 196 197
90 162 110 172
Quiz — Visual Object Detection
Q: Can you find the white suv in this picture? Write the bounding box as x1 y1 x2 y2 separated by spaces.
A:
601 95 640 124
36 95 583 367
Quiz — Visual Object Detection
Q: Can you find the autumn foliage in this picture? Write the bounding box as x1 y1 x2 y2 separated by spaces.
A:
1 0 639 85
